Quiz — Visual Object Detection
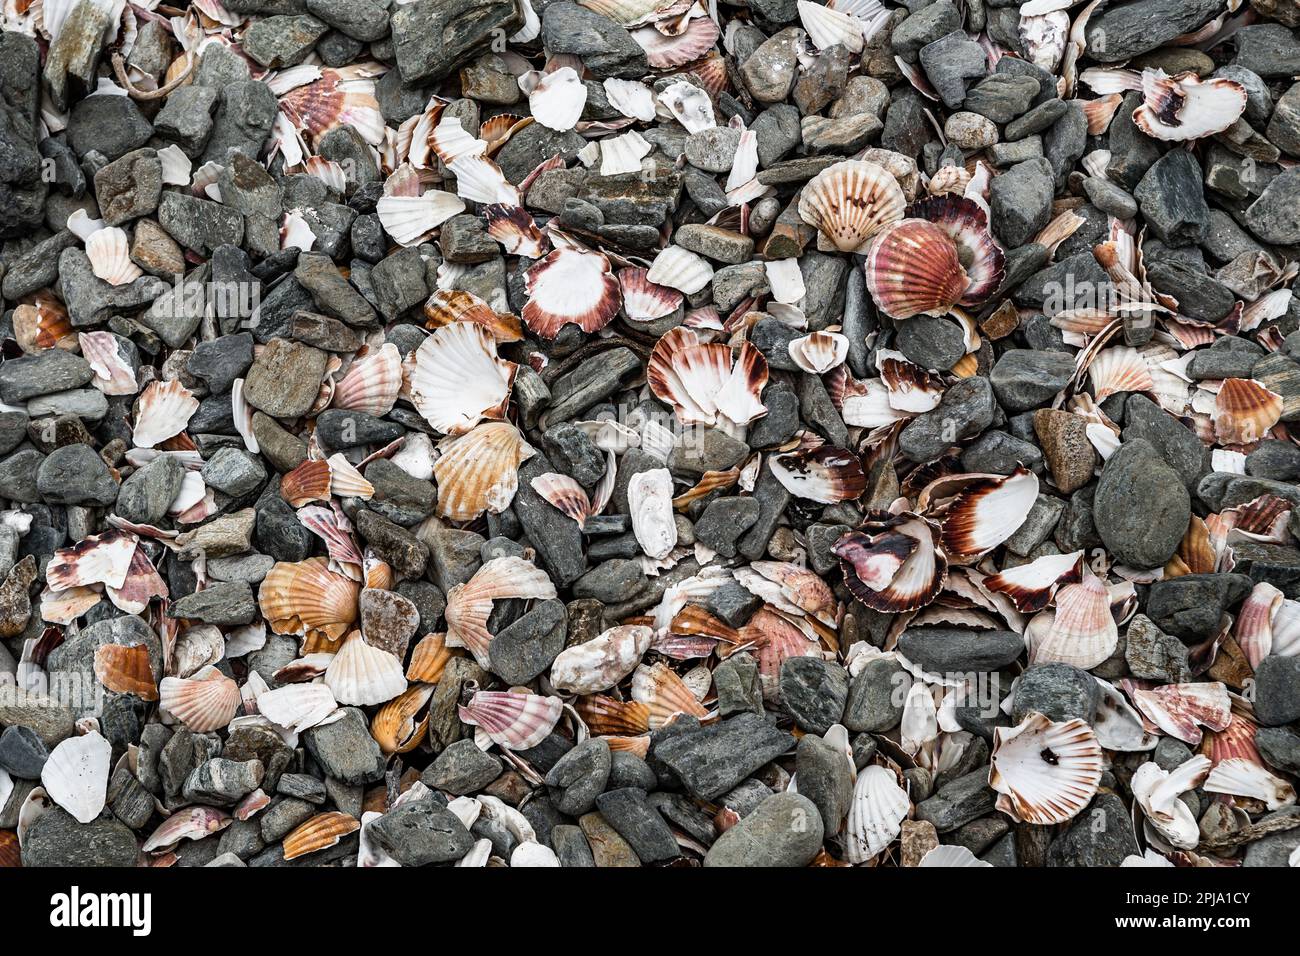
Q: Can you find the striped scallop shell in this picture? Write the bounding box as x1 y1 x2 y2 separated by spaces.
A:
406 632 454 683
423 288 524 344
798 160 906 254
983 550 1083 613
864 218 968 319
989 712 1103 825
631 14 720 69
433 422 534 522
85 226 143 285
327 454 374 500
787 331 849 374
93 642 158 700
324 632 407 706
370 683 436 754
331 343 402 417
619 266 683 321
835 512 947 614
906 194 1005 306
798 0 864 53
458 690 563 750
283 811 361 861
281 459 332 507
1213 378 1283 445
159 668 241 733
409 321 517 436
13 293 75 352
630 662 709 728
483 203 547 258
1030 571 1118 670
258 557 360 643
1089 346 1155 402
770 445 867 504
444 556 558 668
575 695 651 736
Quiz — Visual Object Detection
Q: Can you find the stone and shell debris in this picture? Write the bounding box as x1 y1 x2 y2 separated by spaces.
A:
2 0 1300 869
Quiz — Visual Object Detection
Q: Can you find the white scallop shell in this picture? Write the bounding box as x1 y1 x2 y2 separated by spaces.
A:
376 191 465 246
798 0 864 53
86 226 143 285
646 245 714 295
843 765 910 864
600 130 652 176
257 683 340 733
409 321 517 436
524 66 587 131
324 632 408 706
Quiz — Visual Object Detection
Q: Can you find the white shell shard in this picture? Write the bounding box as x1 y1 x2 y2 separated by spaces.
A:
41 731 112 824
1204 757 1296 811
603 77 657 121
646 245 715 295
628 468 678 560
376 191 465 246
525 67 587 131
798 0 864 53
658 80 716 133
1131 756 1211 849
765 257 806 304
599 130 652 175
918 844 993 867
843 765 910 864
511 841 560 866
256 682 340 733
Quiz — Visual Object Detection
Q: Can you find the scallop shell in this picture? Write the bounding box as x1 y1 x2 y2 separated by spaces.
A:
787 331 849 374
324 632 407 706
258 557 360 643
332 343 402 417
283 811 361 861
575 695 651 736
1131 756 1211 849
630 662 709 728
628 468 678 561
647 327 769 432
1089 345 1155 402
620 267 683 322
1234 581 1283 668
483 203 547 258
256 683 339 733
447 154 522 206
646 245 715 296
370 682 435 754
13 293 75 352
85 226 143 285
798 0 864 53
983 550 1083 613
877 352 944 413
79 331 137 395
1126 681 1231 746
864 218 968 319
132 379 199 448
939 466 1040 558
143 805 232 854
40 732 112 825
281 459 332 507
376 190 465 246
525 66 586 131
159 669 241 732
989 712 1103 825
433 422 534 522
522 247 622 339
93 642 158 700
549 625 654 695
843 765 910 864
46 530 138 592
409 322 517 436
798 159 906 254
735 607 821 701
1213 378 1282 445
906 194 1005 306
632 14 720 69
770 445 867 504
1134 70 1248 142
1092 677 1159 752
423 288 524 344
1203 757 1296 811
835 513 947 613
406 632 454 683
1030 571 1118 669
444 556 558 667
458 690 563 750
327 453 374 500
